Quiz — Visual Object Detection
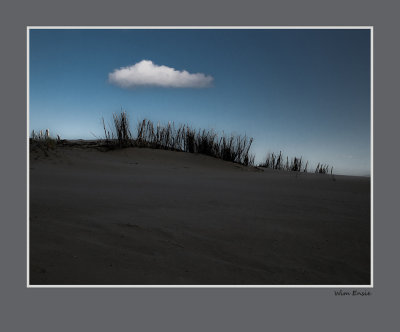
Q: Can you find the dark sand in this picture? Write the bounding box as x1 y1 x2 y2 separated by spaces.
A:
29 144 370 285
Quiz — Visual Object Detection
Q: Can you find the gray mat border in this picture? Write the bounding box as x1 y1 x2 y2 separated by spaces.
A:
1 0 397 331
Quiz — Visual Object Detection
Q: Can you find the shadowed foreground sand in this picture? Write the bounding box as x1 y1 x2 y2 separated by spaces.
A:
29 145 370 285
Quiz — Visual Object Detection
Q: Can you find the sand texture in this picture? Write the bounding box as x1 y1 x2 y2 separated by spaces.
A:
29 145 370 285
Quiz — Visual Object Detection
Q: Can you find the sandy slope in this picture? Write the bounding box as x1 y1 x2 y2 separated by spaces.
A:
29 145 370 285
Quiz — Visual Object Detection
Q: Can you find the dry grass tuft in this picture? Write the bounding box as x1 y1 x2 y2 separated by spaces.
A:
101 112 255 166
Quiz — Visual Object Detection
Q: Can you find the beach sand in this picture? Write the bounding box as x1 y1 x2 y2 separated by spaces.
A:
29 144 370 285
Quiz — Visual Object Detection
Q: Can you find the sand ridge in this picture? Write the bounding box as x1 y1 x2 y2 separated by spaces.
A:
30 145 370 285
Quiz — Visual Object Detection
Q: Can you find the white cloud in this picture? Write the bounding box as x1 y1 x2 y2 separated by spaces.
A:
108 60 214 88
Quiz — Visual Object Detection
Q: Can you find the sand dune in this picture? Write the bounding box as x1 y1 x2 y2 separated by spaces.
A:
29 145 370 285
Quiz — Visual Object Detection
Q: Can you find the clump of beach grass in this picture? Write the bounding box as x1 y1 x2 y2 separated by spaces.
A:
101 112 255 166
113 112 133 147
101 112 133 147
30 129 59 155
261 151 285 170
315 163 333 174
260 151 332 174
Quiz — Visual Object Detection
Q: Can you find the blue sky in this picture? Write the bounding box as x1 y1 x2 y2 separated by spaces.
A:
29 28 371 176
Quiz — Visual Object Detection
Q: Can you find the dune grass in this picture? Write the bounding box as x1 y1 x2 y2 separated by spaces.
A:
259 151 332 174
315 163 333 174
30 129 58 150
101 112 133 147
30 111 334 173
102 112 255 166
102 112 333 171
